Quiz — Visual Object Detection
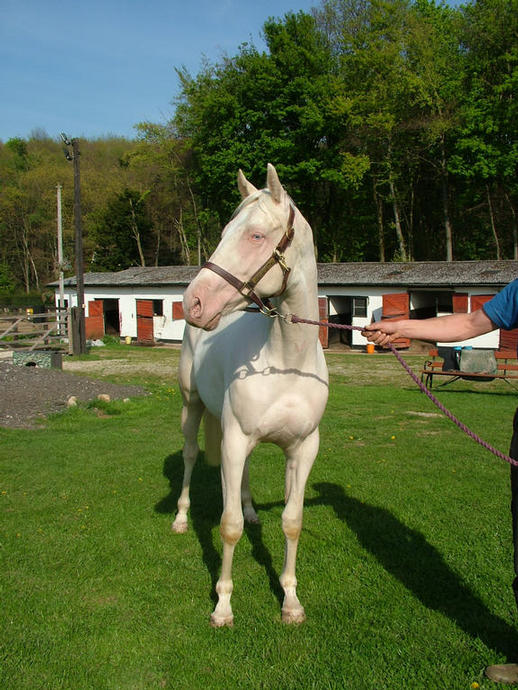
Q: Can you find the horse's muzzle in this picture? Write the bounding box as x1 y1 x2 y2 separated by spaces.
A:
183 283 223 331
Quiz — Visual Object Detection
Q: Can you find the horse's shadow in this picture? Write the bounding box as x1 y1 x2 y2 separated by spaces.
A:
156 455 517 658
309 482 518 660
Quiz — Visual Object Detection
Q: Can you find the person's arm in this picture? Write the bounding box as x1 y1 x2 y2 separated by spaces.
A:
362 309 496 347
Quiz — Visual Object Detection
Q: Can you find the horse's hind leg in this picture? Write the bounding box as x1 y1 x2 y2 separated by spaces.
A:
280 428 320 624
172 392 204 534
241 455 259 524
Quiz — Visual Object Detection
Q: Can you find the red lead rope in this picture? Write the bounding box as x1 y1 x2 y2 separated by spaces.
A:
290 314 517 467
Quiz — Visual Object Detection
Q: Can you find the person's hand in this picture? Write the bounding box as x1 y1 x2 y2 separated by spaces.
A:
361 321 400 348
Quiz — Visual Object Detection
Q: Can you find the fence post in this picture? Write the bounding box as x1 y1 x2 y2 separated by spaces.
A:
71 306 86 355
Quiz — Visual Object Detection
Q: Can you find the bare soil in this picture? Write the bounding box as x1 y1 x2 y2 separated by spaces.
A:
0 360 146 429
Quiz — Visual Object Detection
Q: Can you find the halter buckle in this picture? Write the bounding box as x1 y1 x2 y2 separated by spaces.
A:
273 249 289 273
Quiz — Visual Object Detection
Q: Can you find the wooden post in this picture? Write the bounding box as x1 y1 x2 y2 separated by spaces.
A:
70 306 85 356
56 183 65 310
71 139 86 354
62 133 86 355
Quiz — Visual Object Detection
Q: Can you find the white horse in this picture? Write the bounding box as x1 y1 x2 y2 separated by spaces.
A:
173 164 329 626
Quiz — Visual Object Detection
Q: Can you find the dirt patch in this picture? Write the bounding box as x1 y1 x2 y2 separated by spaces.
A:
0 361 147 429
63 358 176 380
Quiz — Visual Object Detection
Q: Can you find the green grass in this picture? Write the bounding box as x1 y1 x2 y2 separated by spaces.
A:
1 346 517 689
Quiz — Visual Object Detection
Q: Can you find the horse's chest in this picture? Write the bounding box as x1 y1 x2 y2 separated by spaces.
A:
192 319 328 444
227 376 326 445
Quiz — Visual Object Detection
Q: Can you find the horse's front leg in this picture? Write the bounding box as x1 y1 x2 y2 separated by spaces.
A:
280 428 320 624
211 427 251 627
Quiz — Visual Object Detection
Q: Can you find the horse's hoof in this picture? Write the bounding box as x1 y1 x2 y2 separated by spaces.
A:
210 613 234 628
485 664 518 684
171 520 188 534
243 509 260 525
281 607 306 624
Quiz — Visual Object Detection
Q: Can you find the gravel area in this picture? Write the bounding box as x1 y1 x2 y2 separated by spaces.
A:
0 360 147 429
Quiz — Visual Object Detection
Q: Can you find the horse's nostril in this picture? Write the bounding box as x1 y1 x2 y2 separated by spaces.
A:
190 296 202 318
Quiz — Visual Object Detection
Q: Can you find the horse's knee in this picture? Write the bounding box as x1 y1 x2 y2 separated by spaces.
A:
282 515 302 541
182 440 199 465
220 513 243 546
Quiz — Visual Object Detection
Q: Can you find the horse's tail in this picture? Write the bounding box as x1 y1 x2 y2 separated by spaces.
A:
203 411 222 466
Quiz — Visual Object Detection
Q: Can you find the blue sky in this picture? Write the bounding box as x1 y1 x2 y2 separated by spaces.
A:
1 0 319 142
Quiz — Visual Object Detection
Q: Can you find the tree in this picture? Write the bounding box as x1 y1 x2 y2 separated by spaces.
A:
0 261 15 293
406 0 464 260
174 12 346 258
450 0 518 259
313 0 471 261
126 123 204 265
0 139 67 293
91 189 153 271
317 0 426 261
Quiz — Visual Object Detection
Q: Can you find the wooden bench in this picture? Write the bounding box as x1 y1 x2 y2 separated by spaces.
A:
420 348 518 390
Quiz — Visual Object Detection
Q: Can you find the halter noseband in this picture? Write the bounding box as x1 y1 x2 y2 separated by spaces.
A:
203 203 295 316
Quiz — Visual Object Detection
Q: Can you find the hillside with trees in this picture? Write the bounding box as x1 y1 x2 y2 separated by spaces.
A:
1 0 517 298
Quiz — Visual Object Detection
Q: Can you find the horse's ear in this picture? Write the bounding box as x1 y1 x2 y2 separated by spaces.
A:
266 163 284 204
237 169 257 199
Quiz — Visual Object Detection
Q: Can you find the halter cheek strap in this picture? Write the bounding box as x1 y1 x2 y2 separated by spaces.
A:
203 204 295 316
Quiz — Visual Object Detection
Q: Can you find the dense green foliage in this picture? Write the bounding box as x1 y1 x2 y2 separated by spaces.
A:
91 188 153 271
1 0 517 296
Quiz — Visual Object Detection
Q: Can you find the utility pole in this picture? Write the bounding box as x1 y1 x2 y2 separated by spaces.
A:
61 133 86 354
56 184 65 310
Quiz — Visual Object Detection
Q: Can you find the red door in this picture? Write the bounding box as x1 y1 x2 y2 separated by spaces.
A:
85 300 104 339
382 293 410 348
452 293 468 313
172 301 184 320
318 297 328 349
471 295 493 312
136 300 154 344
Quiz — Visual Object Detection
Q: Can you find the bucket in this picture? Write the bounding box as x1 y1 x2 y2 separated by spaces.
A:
366 343 375 354
125 336 132 345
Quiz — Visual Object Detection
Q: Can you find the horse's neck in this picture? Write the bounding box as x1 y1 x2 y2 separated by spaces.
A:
268 252 320 369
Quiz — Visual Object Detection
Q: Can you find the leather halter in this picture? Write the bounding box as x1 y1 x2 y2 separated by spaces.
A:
203 203 295 316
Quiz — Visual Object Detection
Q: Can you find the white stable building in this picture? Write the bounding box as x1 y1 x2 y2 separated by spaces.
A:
51 261 518 351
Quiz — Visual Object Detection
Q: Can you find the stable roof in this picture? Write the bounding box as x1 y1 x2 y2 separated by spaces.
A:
318 261 518 288
51 261 518 290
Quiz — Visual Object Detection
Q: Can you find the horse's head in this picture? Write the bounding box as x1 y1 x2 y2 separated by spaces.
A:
184 164 298 330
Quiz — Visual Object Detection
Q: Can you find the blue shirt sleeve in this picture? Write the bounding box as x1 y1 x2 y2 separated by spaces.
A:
483 279 518 330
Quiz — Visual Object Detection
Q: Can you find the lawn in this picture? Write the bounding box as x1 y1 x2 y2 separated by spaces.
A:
1 345 517 689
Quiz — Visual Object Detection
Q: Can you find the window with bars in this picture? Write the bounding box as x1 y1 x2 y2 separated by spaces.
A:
352 297 367 318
